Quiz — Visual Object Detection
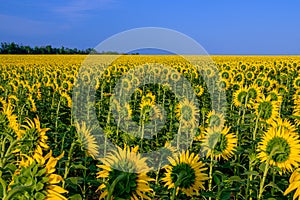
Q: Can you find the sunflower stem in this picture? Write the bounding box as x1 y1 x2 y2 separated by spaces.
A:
258 147 277 200
55 99 61 131
63 141 76 188
253 110 261 142
0 176 7 197
177 123 182 149
208 153 214 200
258 156 271 199
246 110 261 199
241 93 249 124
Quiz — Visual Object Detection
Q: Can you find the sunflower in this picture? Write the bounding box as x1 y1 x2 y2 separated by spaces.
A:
201 126 237 161
27 95 37 112
293 77 300 89
162 150 208 197
194 85 204 97
294 89 300 100
255 78 264 87
218 79 230 90
254 95 280 124
175 98 199 128
10 149 67 200
149 104 164 121
293 98 300 126
60 92 72 108
96 145 154 199
140 92 156 108
257 126 300 173
204 68 216 78
121 77 132 92
233 86 248 108
206 110 225 129
245 71 255 81
21 117 50 156
284 168 300 199
262 78 276 91
276 84 289 96
271 118 297 133
1 101 24 139
233 72 244 85
220 70 231 80
75 121 99 159
170 70 181 81
268 89 283 103
122 102 133 120
247 84 262 105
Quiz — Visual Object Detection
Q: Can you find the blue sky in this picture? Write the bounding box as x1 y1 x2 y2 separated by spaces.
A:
1 0 300 54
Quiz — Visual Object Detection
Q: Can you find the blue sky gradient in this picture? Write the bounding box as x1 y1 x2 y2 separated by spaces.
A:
1 0 299 54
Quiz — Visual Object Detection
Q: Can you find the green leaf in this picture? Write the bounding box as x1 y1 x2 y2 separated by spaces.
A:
213 174 221 185
242 171 259 176
36 168 47 177
220 190 231 200
264 182 284 194
67 177 83 185
35 192 46 200
71 164 88 170
69 194 83 200
35 182 44 191
228 176 243 183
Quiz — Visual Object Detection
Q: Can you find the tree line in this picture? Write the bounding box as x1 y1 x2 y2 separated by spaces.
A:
0 42 101 54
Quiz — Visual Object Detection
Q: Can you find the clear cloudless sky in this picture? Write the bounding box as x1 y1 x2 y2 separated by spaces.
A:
0 0 300 55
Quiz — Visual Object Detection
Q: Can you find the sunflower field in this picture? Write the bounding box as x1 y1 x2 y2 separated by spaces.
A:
1 54 300 199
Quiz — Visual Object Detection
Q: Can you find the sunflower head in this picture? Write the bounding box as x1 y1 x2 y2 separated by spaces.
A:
201 126 237 161
257 127 300 173
293 77 300 89
194 85 204 97
221 70 231 80
218 79 230 90
206 110 225 129
175 98 199 128
10 150 67 200
247 84 262 103
121 77 132 92
254 95 280 124
96 145 153 199
162 150 208 197
268 90 282 103
271 118 297 133
75 121 99 159
233 87 248 108
20 117 50 157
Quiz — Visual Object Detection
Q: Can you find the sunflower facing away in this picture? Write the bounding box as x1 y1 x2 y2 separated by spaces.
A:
254 95 280 124
75 121 99 159
233 86 248 108
201 126 237 161
175 98 199 128
162 150 208 197
257 126 300 173
206 110 225 129
1 101 24 139
9 148 67 200
20 117 50 158
96 145 154 199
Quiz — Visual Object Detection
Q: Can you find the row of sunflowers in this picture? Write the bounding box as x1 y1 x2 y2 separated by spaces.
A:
1 55 300 199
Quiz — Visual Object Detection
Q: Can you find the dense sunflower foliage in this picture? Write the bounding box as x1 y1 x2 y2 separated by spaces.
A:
1 55 300 199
